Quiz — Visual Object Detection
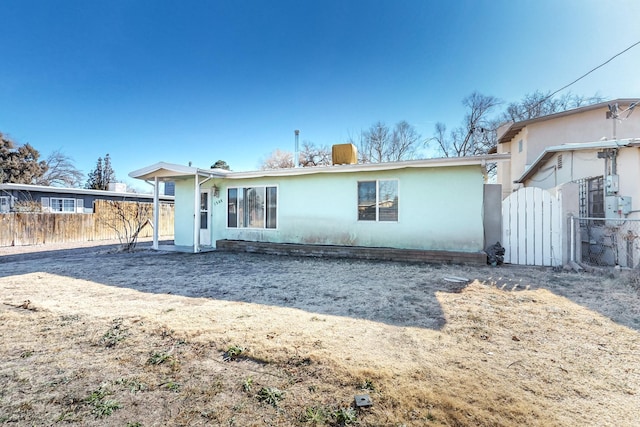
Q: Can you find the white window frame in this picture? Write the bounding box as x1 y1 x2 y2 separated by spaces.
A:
357 179 399 222
50 197 77 213
227 185 278 230
0 196 10 213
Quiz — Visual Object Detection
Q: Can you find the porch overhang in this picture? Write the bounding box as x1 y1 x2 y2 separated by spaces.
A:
128 161 229 181
128 162 228 252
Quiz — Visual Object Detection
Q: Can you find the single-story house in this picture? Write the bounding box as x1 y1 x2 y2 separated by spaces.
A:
0 183 174 214
129 153 509 263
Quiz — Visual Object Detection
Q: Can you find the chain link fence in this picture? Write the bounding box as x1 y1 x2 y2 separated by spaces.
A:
578 217 640 267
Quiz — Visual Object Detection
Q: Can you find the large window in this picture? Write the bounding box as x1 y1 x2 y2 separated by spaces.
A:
50 198 76 213
358 180 398 222
227 186 277 229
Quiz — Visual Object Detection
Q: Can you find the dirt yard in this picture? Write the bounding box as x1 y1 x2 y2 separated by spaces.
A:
1 241 639 426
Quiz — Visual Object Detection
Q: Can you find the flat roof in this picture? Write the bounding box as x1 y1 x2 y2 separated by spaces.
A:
0 183 174 201
129 154 511 181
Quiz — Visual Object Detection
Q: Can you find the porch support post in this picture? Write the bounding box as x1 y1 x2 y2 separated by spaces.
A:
152 176 159 250
193 172 200 253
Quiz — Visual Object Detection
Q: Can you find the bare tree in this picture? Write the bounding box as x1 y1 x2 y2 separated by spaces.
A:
430 92 502 157
501 91 604 122
101 200 152 252
354 121 421 163
390 120 419 161
432 91 605 159
37 150 84 187
10 191 42 212
299 142 332 167
260 142 333 169
261 149 294 170
359 121 391 163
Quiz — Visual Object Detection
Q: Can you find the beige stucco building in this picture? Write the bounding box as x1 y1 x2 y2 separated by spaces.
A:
496 99 640 201
496 99 640 267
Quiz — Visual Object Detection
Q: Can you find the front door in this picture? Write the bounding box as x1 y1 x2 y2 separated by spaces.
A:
200 190 211 246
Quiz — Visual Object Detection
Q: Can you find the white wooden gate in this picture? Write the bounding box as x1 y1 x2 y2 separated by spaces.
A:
502 187 562 266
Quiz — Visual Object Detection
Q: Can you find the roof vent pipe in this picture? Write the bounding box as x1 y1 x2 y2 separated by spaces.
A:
294 130 300 168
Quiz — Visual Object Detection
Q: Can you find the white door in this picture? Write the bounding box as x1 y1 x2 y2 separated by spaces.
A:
199 190 211 246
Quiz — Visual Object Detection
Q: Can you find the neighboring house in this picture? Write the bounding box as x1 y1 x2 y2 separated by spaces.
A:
496 99 640 199
496 99 640 267
513 138 640 219
129 153 509 262
0 183 174 213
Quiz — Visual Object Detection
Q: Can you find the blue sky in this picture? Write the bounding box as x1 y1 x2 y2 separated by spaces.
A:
1 0 639 190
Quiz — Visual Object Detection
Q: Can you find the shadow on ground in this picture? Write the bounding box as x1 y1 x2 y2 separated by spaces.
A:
2 244 638 331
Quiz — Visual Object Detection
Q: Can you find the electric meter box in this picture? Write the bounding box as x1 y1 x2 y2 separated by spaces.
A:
605 195 632 218
618 196 632 215
606 175 619 193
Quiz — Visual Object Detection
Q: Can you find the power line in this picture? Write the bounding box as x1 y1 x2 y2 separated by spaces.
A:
534 39 640 112
528 40 640 117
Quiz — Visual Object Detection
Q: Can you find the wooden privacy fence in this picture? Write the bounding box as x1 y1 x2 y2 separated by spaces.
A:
0 200 174 247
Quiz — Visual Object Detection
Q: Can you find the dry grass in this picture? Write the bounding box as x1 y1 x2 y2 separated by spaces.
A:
0 245 639 426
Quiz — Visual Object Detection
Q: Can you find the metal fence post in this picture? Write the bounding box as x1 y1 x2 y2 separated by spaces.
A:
570 215 575 263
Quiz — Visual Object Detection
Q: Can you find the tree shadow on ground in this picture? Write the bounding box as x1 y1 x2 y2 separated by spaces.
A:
1 245 638 331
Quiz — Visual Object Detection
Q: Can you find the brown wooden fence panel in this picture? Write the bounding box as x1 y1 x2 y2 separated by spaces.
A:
0 201 174 247
0 214 14 245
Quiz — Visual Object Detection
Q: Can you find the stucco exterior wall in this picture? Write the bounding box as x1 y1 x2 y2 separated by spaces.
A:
617 147 640 204
523 147 640 218
523 150 605 190
498 103 640 198
525 106 640 164
178 165 486 253
174 178 196 247
498 127 529 198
